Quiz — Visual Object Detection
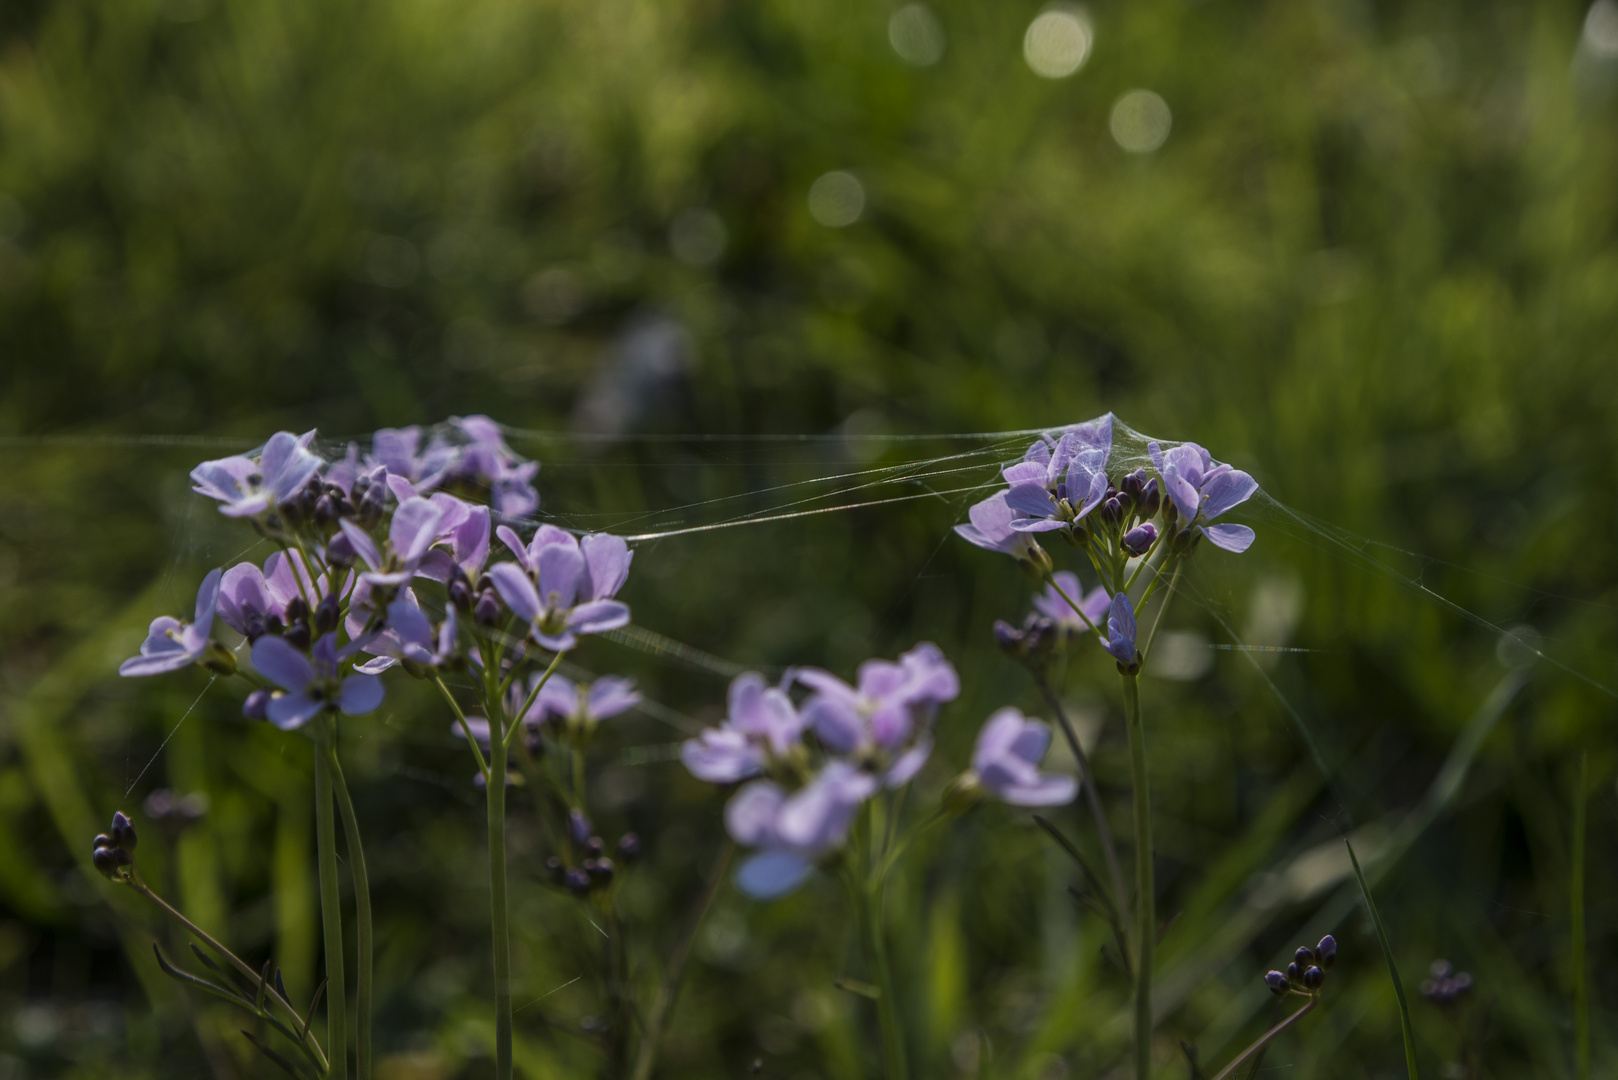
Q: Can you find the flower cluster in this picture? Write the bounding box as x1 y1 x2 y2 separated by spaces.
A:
1265 934 1336 996
121 421 633 739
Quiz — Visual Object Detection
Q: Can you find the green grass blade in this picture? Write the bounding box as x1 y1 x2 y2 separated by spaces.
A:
1573 753 1590 1080
1345 839 1420 1079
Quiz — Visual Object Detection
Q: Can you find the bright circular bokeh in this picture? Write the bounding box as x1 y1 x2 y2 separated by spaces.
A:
1109 89 1172 153
1023 5 1094 80
889 3 946 67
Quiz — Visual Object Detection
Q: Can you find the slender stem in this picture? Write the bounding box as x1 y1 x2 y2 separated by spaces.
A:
507 649 568 749
1122 672 1153 1080
1208 999 1317 1080
859 807 908 1080
486 669 515 1080
314 729 349 1080
1573 752 1590 1080
1032 672 1129 930
1045 575 1103 638
1122 529 1168 594
1139 562 1183 666
325 741 373 1080
130 876 328 1073
437 675 490 780
629 841 735 1080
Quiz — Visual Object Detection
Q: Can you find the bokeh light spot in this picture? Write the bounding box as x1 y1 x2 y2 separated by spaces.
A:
808 172 865 228
1585 0 1618 58
1023 6 1093 80
889 4 945 67
1109 89 1172 153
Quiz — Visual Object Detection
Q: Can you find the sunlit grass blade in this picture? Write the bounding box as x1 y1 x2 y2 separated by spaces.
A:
1345 839 1420 1079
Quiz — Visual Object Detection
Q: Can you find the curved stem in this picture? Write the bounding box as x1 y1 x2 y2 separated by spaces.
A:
1045 575 1104 638
1122 672 1152 1080
860 808 908 1080
436 676 490 780
1208 999 1316 1080
1031 672 1129 927
1139 562 1183 667
314 729 349 1080
325 741 373 1080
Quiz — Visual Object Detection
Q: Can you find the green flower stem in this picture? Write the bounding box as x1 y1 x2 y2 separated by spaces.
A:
859 807 908 1080
484 666 515 1080
324 740 373 1080
313 726 349 1080
1208 998 1316 1080
1573 752 1590 1080
1121 671 1153 1080
436 675 490 781
1045 575 1104 639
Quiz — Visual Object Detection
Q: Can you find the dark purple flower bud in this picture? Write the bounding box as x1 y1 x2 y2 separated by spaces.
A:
1104 486 1119 503
993 619 1025 656
585 836 605 858
314 494 339 526
1139 478 1161 519
474 589 501 626
326 532 357 569
1264 970 1289 995
265 613 285 636
111 812 138 852
282 622 311 652
564 867 591 894
1101 496 1123 524
93 833 115 849
314 593 340 635
587 856 615 884
1119 470 1142 501
1302 965 1324 990
545 856 565 884
284 597 309 625
244 615 267 643
1430 959 1452 979
358 485 386 527
243 688 272 720
1294 946 1315 969
476 573 494 593
617 833 640 863
92 845 124 877
568 809 593 845
449 580 473 613
1316 935 1336 970
1122 523 1158 556
1285 962 1302 984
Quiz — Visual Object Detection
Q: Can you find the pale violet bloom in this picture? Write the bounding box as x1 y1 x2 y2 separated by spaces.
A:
339 496 444 587
681 672 806 784
1002 415 1114 533
355 591 458 674
1102 592 1138 667
1032 571 1110 632
418 501 492 583
724 761 879 899
954 491 1042 561
251 632 384 730
217 551 333 637
797 643 959 787
511 671 641 737
1148 440 1258 553
120 569 223 676
190 431 323 518
969 708 1078 807
452 415 541 519
372 425 461 492
489 528 631 651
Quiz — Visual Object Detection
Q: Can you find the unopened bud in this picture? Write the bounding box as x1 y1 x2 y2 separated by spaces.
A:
1026 541 1054 578
244 615 267 642
1315 935 1336 970
587 856 615 884
284 597 309 625
1120 468 1146 500
93 834 115 850
92 845 124 878
1101 496 1123 524
314 494 338 526
243 688 272 720
585 836 605 858
1139 479 1161 519
1264 970 1289 995
449 580 473 613
992 620 1025 657
1294 946 1315 969
474 590 501 626
1121 523 1158 556
325 533 357 569
1285 961 1302 984
564 867 591 895
282 622 311 652
568 809 593 845
616 833 641 863
314 593 340 635
1302 965 1324 990
111 811 138 852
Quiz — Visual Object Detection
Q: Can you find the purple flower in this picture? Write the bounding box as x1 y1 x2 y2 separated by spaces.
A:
969 708 1078 807
1001 415 1114 533
251 632 384 730
954 491 1044 562
217 551 332 636
511 672 641 739
451 416 541 519
354 590 459 674
416 499 492 583
339 496 444 587
120 569 223 676
1101 592 1138 666
190 431 323 518
681 672 806 784
797 643 958 786
488 528 632 651
1148 440 1258 553
1032 571 1110 632
372 425 461 491
724 761 879 899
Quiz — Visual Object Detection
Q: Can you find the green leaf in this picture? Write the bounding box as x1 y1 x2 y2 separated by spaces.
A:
1345 840 1420 1079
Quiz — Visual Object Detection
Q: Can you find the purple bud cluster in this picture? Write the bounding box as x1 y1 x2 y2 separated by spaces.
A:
1265 935 1336 997
91 811 138 879
1421 960 1472 1003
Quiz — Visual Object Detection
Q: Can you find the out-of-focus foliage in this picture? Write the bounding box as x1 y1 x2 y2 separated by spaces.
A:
1 0 1615 1075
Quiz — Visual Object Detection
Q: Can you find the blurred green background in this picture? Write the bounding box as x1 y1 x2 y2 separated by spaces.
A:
1 0 1616 1075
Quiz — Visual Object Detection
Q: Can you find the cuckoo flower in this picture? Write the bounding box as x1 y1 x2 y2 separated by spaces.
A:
969 708 1078 807
1002 415 1114 533
190 431 323 518
217 551 332 638
1033 571 1111 633
120 569 223 676
452 415 541 519
417 502 492 584
251 632 384 730
955 492 1044 564
372 425 461 492
1102 592 1139 667
681 672 807 784
1148 440 1258 553
797 643 959 786
489 529 632 652
339 496 444 587
724 761 880 899
355 591 459 674
512 672 641 738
